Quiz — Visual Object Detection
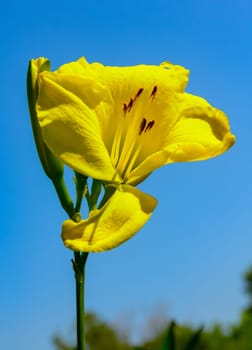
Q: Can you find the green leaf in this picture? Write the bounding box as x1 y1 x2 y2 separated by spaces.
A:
183 326 203 350
159 321 176 350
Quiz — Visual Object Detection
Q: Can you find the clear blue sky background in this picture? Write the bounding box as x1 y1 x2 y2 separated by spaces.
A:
1 0 251 349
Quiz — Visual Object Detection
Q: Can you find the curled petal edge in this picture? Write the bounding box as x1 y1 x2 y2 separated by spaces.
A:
126 95 235 185
61 185 157 252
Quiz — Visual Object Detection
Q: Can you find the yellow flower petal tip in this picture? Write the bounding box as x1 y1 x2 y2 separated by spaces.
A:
35 56 235 187
61 185 157 252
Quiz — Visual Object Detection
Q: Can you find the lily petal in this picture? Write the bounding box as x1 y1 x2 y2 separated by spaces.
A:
36 73 120 183
165 93 235 162
127 93 235 185
41 62 112 109
61 185 157 252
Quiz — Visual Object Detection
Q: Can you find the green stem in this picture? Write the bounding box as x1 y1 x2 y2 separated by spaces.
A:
74 172 88 213
72 252 89 350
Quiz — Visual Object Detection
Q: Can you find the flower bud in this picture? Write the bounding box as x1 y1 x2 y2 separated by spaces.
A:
27 58 64 180
27 58 75 217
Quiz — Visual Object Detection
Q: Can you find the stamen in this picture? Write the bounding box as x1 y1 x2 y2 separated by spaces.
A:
145 120 155 132
150 85 158 100
123 103 127 114
139 118 147 135
122 98 134 115
123 88 144 116
134 88 144 101
127 98 133 112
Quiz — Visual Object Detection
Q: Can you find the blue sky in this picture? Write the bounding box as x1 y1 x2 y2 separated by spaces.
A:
1 0 252 349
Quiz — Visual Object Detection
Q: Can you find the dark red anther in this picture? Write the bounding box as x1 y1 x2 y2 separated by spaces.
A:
134 88 144 100
145 120 155 132
123 103 128 114
139 118 147 135
127 98 133 112
150 85 158 99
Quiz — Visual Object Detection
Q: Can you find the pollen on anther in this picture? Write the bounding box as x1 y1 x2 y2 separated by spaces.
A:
139 118 147 135
123 103 127 114
150 85 158 100
127 98 134 112
145 120 155 132
134 88 144 100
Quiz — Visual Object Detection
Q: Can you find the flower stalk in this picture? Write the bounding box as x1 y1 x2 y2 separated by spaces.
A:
72 252 88 350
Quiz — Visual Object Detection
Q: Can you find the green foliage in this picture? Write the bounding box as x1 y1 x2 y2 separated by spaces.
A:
244 265 252 312
53 265 252 350
53 336 76 350
53 312 133 350
244 266 252 297
183 326 203 350
85 312 131 350
161 321 176 350
141 322 203 350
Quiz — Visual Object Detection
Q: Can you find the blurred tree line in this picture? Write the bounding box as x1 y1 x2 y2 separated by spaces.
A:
53 266 252 350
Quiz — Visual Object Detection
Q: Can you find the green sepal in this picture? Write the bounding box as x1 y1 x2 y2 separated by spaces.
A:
86 178 103 211
74 172 88 212
98 184 116 209
91 179 102 205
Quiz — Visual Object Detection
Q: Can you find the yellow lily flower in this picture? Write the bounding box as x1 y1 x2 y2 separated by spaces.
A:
34 57 235 252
